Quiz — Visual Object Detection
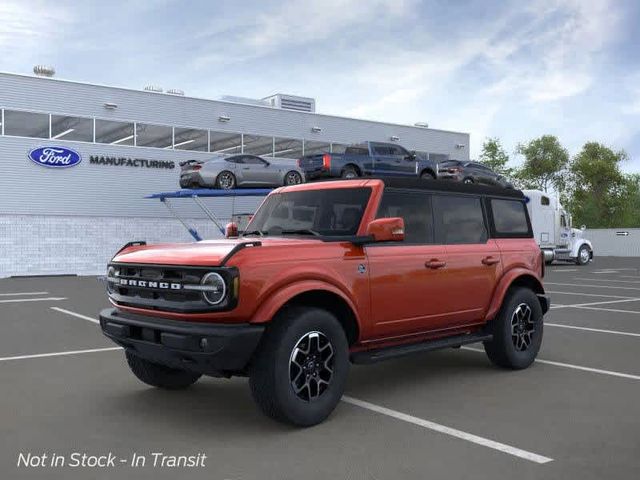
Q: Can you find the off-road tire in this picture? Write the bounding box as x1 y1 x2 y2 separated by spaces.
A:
341 166 359 179
420 171 436 180
249 306 350 427
483 287 543 370
215 171 236 190
576 245 591 266
125 350 201 389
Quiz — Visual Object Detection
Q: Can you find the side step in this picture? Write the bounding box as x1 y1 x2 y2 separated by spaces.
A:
350 332 492 365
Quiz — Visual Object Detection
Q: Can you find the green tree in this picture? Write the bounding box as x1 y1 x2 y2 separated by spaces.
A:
567 142 640 228
515 135 569 192
479 137 512 176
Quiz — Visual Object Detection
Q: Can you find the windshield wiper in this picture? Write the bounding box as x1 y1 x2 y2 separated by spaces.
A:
280 229 321 236
242 230 265 237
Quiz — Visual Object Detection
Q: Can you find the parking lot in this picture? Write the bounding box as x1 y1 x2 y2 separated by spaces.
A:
1 257 639 480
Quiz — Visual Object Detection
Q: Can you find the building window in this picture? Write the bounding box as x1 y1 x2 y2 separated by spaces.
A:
51 115 93 142
243 134 274 156
95 119 134 145
210 131 242 154
4 110 49 138
135 123 173 149
173 127 208 151
330 143 348 154
303 140 330 156
273 137 303 158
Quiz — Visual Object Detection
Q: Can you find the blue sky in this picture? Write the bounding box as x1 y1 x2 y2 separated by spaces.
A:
2 0 640 170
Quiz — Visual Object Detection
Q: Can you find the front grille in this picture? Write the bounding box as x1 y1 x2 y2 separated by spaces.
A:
107 263 235 313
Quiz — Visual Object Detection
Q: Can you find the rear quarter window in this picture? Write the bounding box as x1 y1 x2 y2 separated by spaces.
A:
490 199 531 237
433 195 487 244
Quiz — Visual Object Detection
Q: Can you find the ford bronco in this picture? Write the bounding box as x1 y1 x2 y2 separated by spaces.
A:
99 178 549 426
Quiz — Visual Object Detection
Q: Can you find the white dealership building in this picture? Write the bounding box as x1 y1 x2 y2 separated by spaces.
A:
0 69 470 277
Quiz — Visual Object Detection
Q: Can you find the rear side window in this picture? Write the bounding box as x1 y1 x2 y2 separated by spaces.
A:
433 195 487 244
376 190 434 244
345 146 369 155
490 199 531 237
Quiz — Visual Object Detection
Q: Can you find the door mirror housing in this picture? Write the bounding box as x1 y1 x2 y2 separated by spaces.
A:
365 217 405 242
581 224 586 231
225 222 239 238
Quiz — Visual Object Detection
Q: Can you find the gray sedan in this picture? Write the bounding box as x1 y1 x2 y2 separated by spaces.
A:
179 154 305 189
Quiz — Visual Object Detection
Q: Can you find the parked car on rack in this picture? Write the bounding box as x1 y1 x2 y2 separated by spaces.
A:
298 141 438 181
438 160 514 188
100 177 549 427
179 154 305 189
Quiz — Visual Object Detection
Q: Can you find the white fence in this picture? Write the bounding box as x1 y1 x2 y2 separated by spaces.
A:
585 228 640 257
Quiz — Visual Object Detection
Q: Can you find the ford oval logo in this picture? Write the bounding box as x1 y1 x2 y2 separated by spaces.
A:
28 146 82 168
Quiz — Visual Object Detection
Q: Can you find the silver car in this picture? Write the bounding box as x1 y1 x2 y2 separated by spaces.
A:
179 154 305 189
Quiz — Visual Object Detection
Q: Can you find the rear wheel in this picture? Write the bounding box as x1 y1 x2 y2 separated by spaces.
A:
125 351 201 389
463 177 474 184
483 288 543 369
249 306 349 427
216 171 236 190
576 245 591 265
284 170 303 186
341 166 359 179
420 171 436 180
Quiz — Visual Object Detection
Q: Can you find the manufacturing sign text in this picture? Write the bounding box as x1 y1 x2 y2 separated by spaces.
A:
90 156 175 169
28 147 82 168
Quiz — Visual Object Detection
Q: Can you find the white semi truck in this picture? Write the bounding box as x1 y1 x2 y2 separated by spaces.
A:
523 189 593 266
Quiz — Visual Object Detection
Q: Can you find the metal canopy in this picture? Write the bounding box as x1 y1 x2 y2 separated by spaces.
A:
147 188 272 241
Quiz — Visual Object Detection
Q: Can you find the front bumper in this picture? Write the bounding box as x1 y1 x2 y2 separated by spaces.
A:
99 308 264 376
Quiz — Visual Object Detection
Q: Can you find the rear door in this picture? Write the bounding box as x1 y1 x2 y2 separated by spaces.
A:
432 194 502 324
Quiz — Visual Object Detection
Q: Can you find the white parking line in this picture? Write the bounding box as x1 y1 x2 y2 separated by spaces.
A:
462 347 640 381
545 282 640 291
342 396 553 464
0 291 49 297
546 323 640 338
0 347 122 362
570 306 640 315
0 297 67 304
51 307 99 324
551 298 640 309
546 290 634 299
572 277 640 285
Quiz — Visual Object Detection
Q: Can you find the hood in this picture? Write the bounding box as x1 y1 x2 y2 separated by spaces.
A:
112 237 320 266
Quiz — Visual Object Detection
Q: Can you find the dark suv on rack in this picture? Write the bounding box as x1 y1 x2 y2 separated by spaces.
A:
438 160 514 188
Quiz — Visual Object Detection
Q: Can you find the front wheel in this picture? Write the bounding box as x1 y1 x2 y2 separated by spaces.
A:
125 351 201 389
463 177 474 184
483 288 543 370
216 171 236 190
249 307 350 427
284 170 303 186
576 245 591 265
420 171 436 180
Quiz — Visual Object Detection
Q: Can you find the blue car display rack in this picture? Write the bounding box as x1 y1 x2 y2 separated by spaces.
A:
146 188 272 241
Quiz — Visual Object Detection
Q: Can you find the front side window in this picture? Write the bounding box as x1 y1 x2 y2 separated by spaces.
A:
433 195 487 244
491 199 531 236
243 155 267 165
4 110 49 138
541 196 550 206
245 188 371 237
376 190 434 244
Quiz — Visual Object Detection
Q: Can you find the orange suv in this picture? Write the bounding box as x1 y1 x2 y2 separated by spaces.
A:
99 178 549 426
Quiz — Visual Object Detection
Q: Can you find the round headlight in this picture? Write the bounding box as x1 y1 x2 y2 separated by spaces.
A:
106 266 116 293
201 272 226 305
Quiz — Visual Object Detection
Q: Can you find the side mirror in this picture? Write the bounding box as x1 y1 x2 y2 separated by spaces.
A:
365 217 405 242
581 225 586 231
225 222 239 238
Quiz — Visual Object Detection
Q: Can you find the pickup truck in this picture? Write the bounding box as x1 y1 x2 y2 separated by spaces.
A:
298 141 438 181
99 178 549 427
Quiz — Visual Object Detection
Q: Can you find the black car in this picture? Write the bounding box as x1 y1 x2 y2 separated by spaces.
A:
437 160 513 188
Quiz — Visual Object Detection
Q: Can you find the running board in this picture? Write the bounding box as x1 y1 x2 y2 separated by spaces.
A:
350 332 492 365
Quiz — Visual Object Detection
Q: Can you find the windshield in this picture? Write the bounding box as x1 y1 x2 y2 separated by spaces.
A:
244 187 371 237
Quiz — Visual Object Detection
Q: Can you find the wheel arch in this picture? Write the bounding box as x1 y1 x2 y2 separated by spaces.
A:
420 168 436 179
251 285 360 345
485 270 545 321
342 163 362 176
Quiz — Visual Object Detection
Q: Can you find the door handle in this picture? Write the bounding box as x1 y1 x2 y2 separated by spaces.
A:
482 256 500 266
425 259 446 269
